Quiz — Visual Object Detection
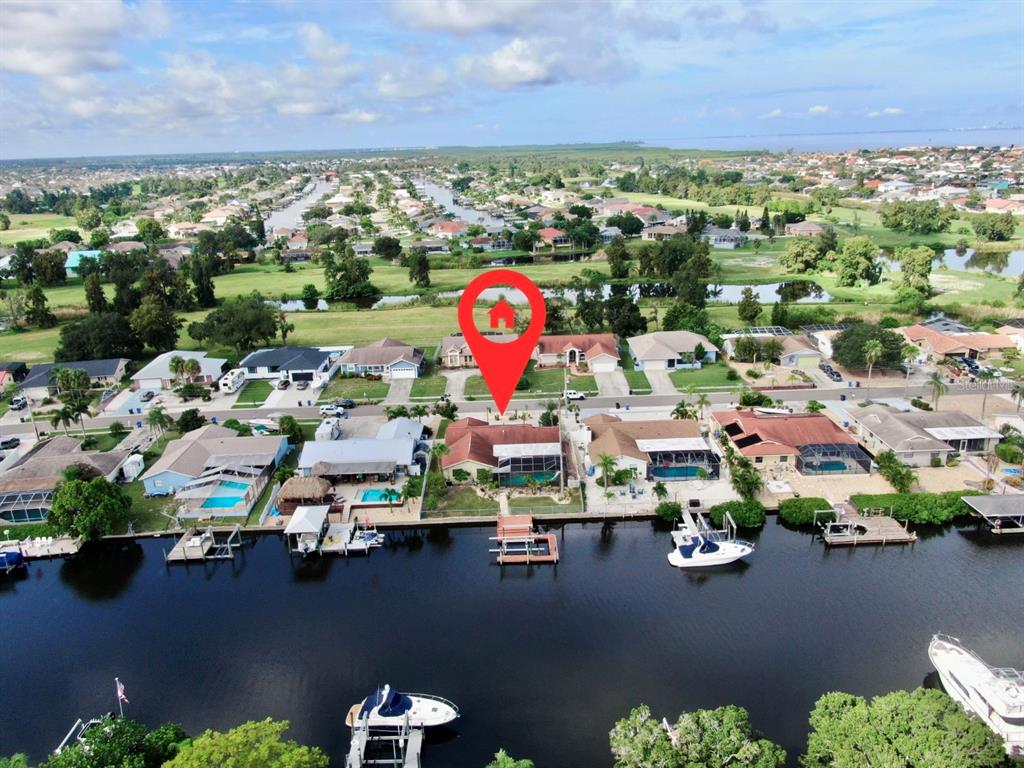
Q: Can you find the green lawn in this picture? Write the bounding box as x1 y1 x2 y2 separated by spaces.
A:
120 432 179 533
0 213 79 246
422 485 499 518
83 431 128 452
232 379 274 408
464 361 597 399
509 490 584 515
668 362 741 391
318 375 390 403
410 374 447 399
619 341 652 393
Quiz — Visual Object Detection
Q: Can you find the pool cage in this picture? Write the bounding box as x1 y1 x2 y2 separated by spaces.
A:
796 443 871 475
494 454 561 487
647 450 721 480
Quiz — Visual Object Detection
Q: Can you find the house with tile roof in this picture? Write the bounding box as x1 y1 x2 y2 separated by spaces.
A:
899 324 1015 361
712 410 871 475
537 227 569 247
626 331 718 371
534 333 620 372
440 333 515 368
441 418 563 486
583 414 720 480
338 338 424 379
238 346 337 386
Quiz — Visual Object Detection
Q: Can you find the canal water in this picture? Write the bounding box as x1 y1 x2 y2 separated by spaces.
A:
418 180 506 229
2 521 1021 767
265 179 335 232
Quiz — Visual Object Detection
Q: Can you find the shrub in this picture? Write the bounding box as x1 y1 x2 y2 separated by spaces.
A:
995 442 1023 465
779 497 833 526
709 500 766 528
930 456 943 468
476 468 492 485
910 398 932 411
655 501 682 522
875 450 917 493
515 376 531 391
746 368 762 379
739 390 774 407
109 421 127 437
725 369 739 380
850 491 984 525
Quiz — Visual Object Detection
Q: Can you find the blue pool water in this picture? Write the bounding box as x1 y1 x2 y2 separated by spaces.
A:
359 488 399 502
201 496 243 509
1003 468 1022 476
651 465 701 479
500 471 557 487
220 481 250 491
804 461 848 473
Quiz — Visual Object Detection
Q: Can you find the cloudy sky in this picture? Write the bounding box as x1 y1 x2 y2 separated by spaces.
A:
2 0 1022 159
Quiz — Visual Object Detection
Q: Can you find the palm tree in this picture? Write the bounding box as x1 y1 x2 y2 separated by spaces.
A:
70 398 89 438
604 490 615 512
926 371 948 411
1012 381 1024 413
900 343 919 397
652 481 669 503
863 339 883 399
147 405 172 435
977 369 996 421
49 405 74 436
597 452 617 489
383 487 400 515
695 393 710 422
409 404 429 421
183 357 202 384
168 355 185 387
429 443 450 472
672 400 697 420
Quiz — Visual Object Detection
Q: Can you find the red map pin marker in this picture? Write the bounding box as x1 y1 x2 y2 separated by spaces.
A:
458 269 546 416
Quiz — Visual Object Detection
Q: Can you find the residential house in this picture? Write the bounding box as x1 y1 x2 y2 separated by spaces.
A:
534 334 620 372
131 351 228 391
338 339 424 379
0 362 29 388
802 324 853 359
712 410 871 474
899 324 1015 361
777 335 823 369
111 219 139 238
20 358 128 400
441 418 562 486
167 221 213 238
156 243 193 269
107 241 146 254
642 224 686 241
200 205 247 227
537 227 569 247
995 319 1024 352
846 406 1002 466
141 425 288 495
239 346 337 387
599 226 622 243
784 221 825 237
702 226 747 249
297 437 421 481
440 333 514 368
583 414 720 480
430 220 468 239
626 331 718 371
721 327 793 358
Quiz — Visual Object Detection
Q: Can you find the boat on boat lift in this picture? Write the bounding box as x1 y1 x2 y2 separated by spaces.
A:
345 685 459 730
929 633 1023 757
667 509 754 568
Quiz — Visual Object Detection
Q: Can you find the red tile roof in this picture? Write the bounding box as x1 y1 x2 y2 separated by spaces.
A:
442 419 560 469
712 410 854 457
535 334 619 360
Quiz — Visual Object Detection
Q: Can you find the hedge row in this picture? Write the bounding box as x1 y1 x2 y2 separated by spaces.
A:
710 500 766 529
778 497 834 526
850 491 984 525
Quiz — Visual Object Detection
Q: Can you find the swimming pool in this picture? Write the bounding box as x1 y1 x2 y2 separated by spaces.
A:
651 466 701 479
202 496 243 509
803 461 848 473
219 480 250 491
359 488 399 503
500 471 557 487
1003 468 1022 476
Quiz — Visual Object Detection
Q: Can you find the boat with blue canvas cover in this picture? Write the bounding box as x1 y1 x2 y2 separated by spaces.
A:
1 546 25 574
667 509 754 568
345 684 459 729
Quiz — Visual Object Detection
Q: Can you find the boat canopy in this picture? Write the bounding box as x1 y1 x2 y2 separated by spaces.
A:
359 686 413 719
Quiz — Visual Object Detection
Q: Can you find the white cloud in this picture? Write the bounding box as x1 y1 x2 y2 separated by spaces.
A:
392 0 542 34
808 104 829 114
377 64 448 100
866 106 904 117
759 107 783 119
297 23 361 85
459 38 557 88
338 109 382 124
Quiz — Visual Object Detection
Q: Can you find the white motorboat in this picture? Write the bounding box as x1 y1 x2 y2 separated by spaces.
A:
929 634 1023 757
667 510 754 568
346 685 459 729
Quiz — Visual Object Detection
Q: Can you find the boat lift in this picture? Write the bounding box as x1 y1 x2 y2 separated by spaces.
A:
489 515 559 564
347 712 424 768
163 525 243 563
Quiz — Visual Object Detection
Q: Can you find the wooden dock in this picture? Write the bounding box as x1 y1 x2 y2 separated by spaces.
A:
0 536 81 560
817 504 917 546
490 515 559 564
346 713 423 768
164 525 243 562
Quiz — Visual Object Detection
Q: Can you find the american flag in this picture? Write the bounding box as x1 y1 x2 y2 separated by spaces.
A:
116 678 129 704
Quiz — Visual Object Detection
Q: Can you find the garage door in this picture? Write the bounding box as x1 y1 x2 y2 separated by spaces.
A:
799 356 818 370
591 359 617 373
137 379 163 391
390 367 417 379
291 371 314 382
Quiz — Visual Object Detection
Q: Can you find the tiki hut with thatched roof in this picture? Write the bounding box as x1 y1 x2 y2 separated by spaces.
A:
276 476 334 515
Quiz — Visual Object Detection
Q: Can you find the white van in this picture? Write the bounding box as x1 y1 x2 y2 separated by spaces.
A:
219 368 246 394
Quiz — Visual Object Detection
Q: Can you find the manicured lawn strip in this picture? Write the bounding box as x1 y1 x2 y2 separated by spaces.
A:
435 419 451 439
318 376 390 403
668 362 742 391
232 379 274 408
0 213 79 246
463 362 597 399
624 369 652 393
409 375 447 399
509 490 584 515
422 485 499 518
121 432 179 533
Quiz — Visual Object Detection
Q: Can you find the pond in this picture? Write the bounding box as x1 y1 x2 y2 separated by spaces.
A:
881 248 1024 278
418 180 506 229
2 521 1021 766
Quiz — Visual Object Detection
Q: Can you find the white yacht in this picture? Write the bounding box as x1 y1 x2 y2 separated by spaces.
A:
346 685 459 730
667 510 754 568
929 633 1023 757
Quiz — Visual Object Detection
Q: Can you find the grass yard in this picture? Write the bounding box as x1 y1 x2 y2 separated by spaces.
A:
232 379 275 408
668 362 742 391
318 375 390 403
0 213 79 246
409 375 448 399
509 489 584 516
83 431 128 452
120 432 180 533
422 485 499 518
619 341 652 393
464 361 597 399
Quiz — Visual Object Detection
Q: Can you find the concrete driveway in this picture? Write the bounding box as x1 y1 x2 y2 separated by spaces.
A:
385 378 413 404
644 369 678 396
595 371 630 397
442 370 474 400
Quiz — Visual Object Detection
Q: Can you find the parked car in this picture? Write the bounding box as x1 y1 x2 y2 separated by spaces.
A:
139 390 155 402
295 381 309 390
0 436 21 450
9 396 27 411
277 379 291 390
564 390 586 401
319 404 346 416
334 399 356 409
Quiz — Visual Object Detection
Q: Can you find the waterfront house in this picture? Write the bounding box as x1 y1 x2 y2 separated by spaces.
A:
430 219 468 239
20 358 128 401
440 332 515 368
784 221 824 237
642 224 687 241
721 327 793 358
537 227 569 247
0 437 130 524
583 415 720 480
131 351 228 391
297 438 421 481
845 406 1002 466
802 324 852 359
534 334 620 372
239 346 337 387
702 226 747 249
338 339 424 379
626 331 718 371
441 418 562 486
600 226 622 243
899 324 1015 362
712 410 871 475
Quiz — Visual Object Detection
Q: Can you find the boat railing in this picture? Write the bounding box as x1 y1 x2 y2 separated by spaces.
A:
933 633 1024 687
403 692 460 714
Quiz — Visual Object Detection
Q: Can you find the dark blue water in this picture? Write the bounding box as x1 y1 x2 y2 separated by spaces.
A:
2 521 1022 766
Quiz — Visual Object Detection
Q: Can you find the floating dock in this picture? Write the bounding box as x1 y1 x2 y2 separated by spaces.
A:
961 495 1024 535
322 522 385 555
816 504 917 546
490 515 559 564
164 525 243 562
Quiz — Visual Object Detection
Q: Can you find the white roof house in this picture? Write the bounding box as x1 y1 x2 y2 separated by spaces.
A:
297 438 419 477
131 351 229 390
627 331 719 371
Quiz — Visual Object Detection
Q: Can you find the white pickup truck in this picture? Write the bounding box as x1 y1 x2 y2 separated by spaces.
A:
563 390 586 401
